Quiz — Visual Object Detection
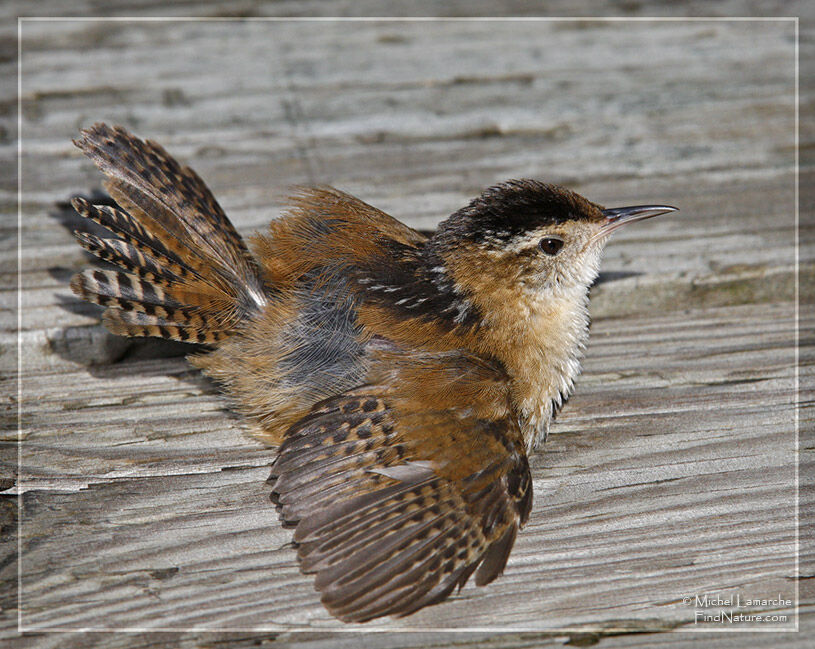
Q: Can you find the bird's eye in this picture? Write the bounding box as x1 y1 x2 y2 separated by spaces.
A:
538 237 564 255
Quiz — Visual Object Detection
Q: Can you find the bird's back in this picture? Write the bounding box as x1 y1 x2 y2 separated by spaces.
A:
196 185 438 442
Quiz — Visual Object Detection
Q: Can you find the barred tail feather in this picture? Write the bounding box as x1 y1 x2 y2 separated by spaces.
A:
73 230 181 286
73 123 261 287
70 269 230 344
71 198 205 281
102 311 230 344
70 123 268 345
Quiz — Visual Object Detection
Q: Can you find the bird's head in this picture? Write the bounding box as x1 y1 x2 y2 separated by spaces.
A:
431 180 677 306
425 180 676 449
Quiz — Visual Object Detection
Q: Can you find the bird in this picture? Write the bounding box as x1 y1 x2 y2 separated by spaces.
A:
68 122 677 623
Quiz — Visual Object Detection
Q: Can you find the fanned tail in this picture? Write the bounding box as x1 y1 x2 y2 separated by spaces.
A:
70 123 267 344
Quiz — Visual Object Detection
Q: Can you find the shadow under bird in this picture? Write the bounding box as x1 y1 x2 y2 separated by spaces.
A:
69 123 677 623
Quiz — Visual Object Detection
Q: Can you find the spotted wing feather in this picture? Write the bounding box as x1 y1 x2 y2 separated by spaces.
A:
269 356 532 623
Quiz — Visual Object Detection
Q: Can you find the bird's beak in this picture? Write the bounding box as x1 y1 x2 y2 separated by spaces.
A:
600 204 678 235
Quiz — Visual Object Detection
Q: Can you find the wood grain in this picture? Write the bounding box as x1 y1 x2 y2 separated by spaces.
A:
4 8 808 648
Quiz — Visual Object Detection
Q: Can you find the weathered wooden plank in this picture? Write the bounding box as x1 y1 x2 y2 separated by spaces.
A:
3 9 806 648
13 302 799 631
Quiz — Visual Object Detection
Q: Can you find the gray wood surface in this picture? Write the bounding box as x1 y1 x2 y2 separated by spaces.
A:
4 7 811 648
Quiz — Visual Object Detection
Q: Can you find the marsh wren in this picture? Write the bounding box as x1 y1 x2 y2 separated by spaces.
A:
70 123 677 622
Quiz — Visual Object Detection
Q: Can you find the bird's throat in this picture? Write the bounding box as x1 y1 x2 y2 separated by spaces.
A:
479 286 592 452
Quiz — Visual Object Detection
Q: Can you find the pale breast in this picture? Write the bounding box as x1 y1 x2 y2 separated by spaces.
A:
501 287 592 451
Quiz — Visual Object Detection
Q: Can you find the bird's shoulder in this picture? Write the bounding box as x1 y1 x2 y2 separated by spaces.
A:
249 185 427 288
248 185 483 351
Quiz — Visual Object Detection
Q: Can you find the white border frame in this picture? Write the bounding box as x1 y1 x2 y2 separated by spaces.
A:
16 15 800 635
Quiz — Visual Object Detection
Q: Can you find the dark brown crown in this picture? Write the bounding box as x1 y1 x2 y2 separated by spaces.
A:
432 180 604 248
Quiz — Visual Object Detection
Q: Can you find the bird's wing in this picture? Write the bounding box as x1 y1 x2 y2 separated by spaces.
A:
249 185 427 290
269 350 532 622
288 185 429 246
